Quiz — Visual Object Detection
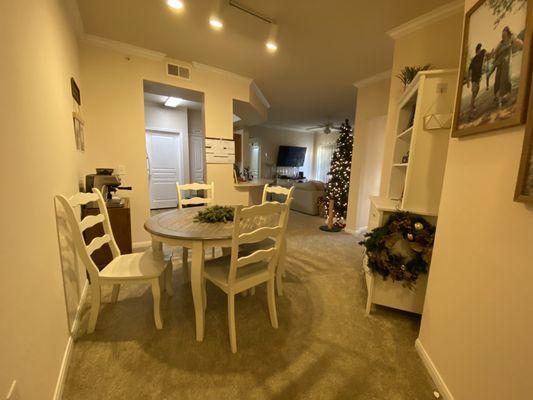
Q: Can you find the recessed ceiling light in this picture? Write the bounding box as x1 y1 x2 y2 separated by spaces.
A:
266 41 278 52
166 0 184 9
266 24 279 52
209 16 223 29
164 97 182 107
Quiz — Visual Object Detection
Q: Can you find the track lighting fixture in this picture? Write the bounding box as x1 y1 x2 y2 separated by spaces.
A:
166 0 184 10
266 24 279 52
209 0 225 30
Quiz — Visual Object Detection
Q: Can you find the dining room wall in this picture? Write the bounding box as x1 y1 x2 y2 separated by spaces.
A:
0 0 85 398
80 38 268 244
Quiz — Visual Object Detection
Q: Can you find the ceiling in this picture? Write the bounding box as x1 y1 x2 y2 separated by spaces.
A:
77 0 455 130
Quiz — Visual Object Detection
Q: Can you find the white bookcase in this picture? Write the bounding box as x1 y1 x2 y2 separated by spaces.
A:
365 69 457 315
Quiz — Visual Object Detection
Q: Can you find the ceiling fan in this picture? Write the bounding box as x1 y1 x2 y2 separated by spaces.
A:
306 120 342 134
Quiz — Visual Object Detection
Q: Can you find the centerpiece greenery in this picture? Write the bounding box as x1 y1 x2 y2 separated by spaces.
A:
358 212 435 289
194 205 234 223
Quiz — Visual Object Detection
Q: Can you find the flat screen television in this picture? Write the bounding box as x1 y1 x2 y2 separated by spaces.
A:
277 146 306 167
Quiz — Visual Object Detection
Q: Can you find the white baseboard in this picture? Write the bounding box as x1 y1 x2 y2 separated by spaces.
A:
345 226 368 235
54 280 89 400
70 280 88 337
132 240 152 251
415 338 454 400
53 336 73 400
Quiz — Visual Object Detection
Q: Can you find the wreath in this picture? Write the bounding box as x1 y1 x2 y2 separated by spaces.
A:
194 205 234 223
358 212 435 289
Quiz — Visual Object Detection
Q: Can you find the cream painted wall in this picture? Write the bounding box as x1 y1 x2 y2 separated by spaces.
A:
0 0 83 398
418 1 533 399
80 42 263 243
248 126 315 179
346 78 390 231
379 12 464 196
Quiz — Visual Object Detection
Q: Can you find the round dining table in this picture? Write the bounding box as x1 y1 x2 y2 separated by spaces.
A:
145 206 233 341
144 206 287 342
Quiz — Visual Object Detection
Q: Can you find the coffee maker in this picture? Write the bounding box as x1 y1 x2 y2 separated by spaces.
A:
85 168 132 208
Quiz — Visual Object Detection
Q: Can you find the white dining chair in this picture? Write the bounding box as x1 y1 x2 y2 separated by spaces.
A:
243 184 294 296
176 182 217 266
202 202 289 353
55 188 173 333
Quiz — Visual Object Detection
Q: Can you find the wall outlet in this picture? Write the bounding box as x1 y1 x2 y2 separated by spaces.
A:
6 380 19 400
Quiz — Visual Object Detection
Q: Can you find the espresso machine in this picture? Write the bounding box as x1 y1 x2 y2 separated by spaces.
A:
85 168 132 208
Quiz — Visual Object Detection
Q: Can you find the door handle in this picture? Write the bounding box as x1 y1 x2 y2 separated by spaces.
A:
146 155 151 177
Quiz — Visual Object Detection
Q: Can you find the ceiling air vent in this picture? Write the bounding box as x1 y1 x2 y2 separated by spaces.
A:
166 63 191 80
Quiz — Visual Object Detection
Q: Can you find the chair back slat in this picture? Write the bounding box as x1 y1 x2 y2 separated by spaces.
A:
54 188 121 283
239 202 286 219
227 202 289 284
79 214 105 232
176 182 214 209
262 184 294 204
69 192 99 207
86 234 111 255
236 248 276 268
238 226 282 245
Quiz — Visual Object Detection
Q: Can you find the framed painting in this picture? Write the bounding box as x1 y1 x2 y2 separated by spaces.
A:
452 0 533 138
514 69 533 202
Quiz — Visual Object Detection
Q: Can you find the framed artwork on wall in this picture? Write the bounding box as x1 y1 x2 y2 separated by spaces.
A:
514 72 533 202
452 0 533 138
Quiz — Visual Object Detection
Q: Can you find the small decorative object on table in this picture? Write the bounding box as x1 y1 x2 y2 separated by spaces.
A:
194 205 234 223
358 211 435 289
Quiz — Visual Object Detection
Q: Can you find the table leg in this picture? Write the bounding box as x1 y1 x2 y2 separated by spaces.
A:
191 240 205 341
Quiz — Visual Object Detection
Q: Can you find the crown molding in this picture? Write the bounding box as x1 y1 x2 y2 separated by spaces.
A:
353 70 392 88
387 0 464 40
191 62 253 84
80 34 167 61
250 81 271 109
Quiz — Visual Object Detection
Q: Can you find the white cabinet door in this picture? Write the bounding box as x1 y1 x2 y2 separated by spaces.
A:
146 130 182 209
189 131 205 183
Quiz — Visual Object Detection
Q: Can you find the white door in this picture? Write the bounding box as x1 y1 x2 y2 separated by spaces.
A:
146 130 183 209
250 140 261 179
189 129 205 183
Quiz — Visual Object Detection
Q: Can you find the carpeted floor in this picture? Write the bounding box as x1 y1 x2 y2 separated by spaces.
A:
63 211 434 399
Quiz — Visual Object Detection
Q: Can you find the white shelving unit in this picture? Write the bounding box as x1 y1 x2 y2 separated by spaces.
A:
365 69 457 315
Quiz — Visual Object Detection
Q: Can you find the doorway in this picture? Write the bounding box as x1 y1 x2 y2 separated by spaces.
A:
143 81 205 210
249 138 261 179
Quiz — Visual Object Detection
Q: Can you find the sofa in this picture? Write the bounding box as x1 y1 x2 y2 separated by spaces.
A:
272 180 325 215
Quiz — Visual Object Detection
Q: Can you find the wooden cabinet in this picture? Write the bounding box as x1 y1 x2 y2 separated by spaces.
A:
82 198 132 269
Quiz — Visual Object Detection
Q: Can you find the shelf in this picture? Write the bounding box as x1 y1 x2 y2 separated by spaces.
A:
392 163 408 167
396 127 413 141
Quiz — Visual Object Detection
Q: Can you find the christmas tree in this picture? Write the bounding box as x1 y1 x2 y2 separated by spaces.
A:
325 119 354 225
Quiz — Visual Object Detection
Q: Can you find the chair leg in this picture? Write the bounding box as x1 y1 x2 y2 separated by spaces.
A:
182 247 189 277
165 261 174 296
88 284 101 334
276 266 284 297
228 293 237 353
151 278 163 329
202 278 207 311
111 284 120 303
267 278 278 329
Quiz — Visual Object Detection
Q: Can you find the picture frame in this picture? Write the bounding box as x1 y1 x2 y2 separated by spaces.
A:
452 0 533 138
514 62 533 202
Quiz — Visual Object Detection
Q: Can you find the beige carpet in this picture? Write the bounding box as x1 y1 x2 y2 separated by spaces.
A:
63 211 434 399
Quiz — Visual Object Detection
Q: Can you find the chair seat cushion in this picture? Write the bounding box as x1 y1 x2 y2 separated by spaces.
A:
99 250 168 280
203 255 269 288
